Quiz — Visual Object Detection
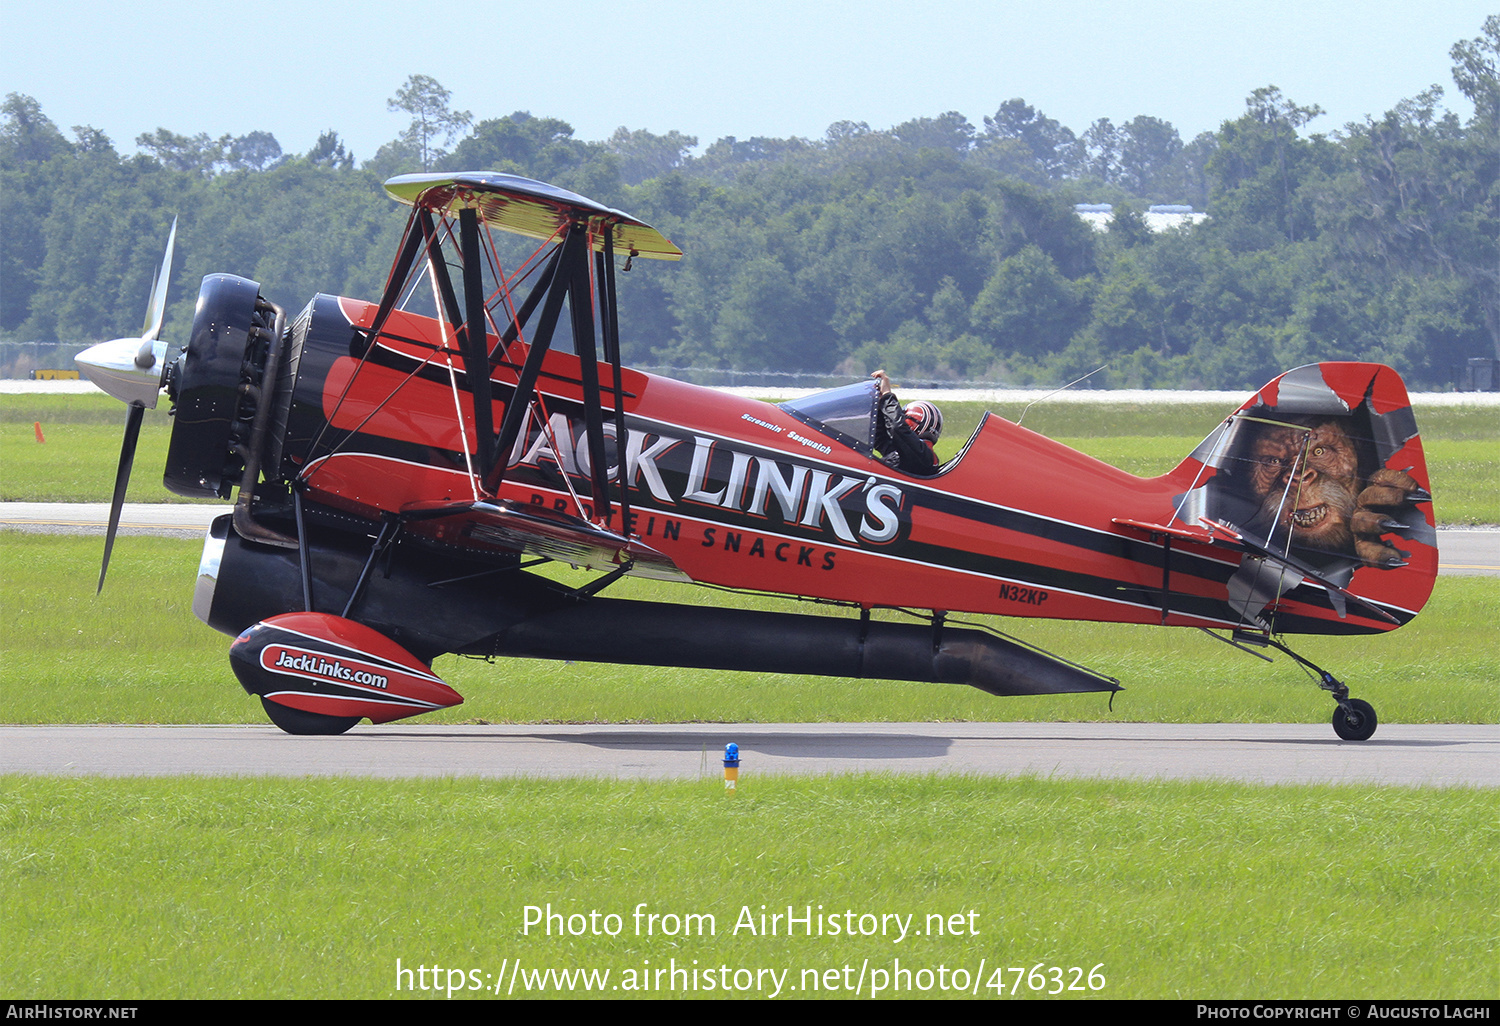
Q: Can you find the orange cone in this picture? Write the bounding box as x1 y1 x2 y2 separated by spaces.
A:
34 422 44 443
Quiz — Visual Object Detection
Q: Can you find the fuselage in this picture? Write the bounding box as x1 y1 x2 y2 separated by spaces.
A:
266 295 1428 636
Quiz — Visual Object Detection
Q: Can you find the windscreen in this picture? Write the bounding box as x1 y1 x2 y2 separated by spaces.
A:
777 380 880 454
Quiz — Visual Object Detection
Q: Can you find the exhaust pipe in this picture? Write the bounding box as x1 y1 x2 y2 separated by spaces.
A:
484 599 1120 697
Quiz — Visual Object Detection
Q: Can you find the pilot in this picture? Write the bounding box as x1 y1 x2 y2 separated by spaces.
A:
871 369 941 476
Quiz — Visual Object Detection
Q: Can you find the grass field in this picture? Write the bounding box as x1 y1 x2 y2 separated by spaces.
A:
4 394 1497 522
3 775 1496 999
3 533 1496 726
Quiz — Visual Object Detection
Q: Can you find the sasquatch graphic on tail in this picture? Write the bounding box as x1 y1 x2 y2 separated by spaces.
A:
1242 416 1426 569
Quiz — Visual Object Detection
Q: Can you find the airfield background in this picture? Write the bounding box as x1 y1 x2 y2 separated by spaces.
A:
4 17 1499 393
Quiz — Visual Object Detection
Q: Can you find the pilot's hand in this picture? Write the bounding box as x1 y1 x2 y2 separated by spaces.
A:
871 369 893 395
879 391 904 436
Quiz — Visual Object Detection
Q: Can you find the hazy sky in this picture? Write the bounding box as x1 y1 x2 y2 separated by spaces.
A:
4 1 1493 162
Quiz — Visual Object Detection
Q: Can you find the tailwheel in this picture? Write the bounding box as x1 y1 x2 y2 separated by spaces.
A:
260 697 360 736
1331 698 1378 742
1227 631 1382 741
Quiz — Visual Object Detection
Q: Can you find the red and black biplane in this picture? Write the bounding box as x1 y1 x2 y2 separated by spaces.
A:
76 173 1437 739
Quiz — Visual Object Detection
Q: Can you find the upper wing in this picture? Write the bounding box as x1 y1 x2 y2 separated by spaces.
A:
384 172 682 261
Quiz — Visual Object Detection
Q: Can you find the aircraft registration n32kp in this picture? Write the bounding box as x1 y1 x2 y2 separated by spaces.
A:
75 173 1437 739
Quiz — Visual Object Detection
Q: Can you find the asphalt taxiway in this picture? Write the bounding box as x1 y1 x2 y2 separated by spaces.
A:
2 723 1496 787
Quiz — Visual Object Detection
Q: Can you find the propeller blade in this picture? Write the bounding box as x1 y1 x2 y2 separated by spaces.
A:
98 403 145 594
141 217 177 342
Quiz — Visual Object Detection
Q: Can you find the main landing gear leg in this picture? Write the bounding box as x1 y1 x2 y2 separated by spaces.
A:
1235 632 1378 741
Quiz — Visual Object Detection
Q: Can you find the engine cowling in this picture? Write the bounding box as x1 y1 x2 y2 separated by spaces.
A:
164 274 280 499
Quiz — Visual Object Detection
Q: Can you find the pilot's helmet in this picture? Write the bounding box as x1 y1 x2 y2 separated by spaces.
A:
904 400 943 444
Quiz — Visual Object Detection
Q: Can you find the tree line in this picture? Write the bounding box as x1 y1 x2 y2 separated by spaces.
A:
2 18 1495 389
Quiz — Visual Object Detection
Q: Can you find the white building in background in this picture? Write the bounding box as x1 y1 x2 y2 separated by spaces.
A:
1074 203 1209 233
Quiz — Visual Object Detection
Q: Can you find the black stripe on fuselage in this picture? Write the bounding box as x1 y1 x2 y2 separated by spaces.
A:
619 410 1242 585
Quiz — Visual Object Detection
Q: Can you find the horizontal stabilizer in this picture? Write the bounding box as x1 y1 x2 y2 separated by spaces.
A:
1223 521 1400 626
1112 517 1241 547
1114 516 1399 626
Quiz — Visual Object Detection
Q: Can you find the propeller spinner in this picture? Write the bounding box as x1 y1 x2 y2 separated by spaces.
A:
74 218 178 592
